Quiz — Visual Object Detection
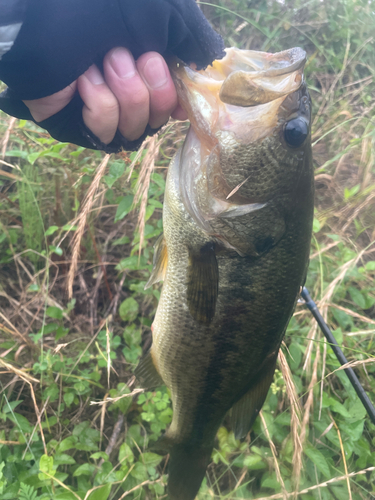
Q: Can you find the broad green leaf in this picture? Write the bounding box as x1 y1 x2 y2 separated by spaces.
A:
115 255 147 271
87 483 111 500
62 224 77 231
54 453 76 465
45 225 59 236
90 452 109 460
305 447 331 479
63 392 74 407
38 322 59 335
103 175 117 188
3 400 23 413
49 245 63 256
140 452 163 468
346 399 367 423
131 461 148 481
73 463 95 477
118 443 134 464
313 218 321 233
58 436 78 452
119 297 139 322
344 419 365 441
109 161 125 179
38 454 55 481
348 287 366 309
46 306 63 320
114 195 134 222
7 413 33 433
112 235 130 246
54 493 78 500
323 394 351 418
243 454 265 469
56 326 69 341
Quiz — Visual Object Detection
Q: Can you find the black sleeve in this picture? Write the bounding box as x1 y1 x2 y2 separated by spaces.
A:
0 0 224 152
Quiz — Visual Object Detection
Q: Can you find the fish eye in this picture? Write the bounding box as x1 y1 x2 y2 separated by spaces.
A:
284 118 309 148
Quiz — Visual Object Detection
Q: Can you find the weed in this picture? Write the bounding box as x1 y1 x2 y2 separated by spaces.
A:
0 0 375 499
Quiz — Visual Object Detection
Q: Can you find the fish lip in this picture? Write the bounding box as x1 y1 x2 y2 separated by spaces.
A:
252 47 306 78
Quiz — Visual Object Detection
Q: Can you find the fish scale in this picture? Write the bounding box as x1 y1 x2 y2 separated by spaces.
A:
137 46 314 500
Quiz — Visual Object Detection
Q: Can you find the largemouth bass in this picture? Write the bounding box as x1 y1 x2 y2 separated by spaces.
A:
136 46 314 500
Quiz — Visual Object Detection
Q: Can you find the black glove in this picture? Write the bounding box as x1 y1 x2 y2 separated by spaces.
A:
0 0 224 152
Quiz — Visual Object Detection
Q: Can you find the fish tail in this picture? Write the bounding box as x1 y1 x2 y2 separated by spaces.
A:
167 443 213 500
151 432 212 499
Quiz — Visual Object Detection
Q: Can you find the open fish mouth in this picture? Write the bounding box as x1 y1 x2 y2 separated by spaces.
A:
170 46 306 109
169 46 308 150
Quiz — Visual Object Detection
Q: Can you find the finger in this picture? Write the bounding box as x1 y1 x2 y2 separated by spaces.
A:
23 82 77 122
77 65 119 144
103 48 150 141
136 52 178 129
171 104 188 121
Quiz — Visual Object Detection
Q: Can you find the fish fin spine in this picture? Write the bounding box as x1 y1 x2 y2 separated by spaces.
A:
145 234 168 289
135 349 164 389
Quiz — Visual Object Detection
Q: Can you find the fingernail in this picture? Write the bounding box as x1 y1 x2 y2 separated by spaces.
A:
85 65 104 85
110 48 136 79
143 57 168 89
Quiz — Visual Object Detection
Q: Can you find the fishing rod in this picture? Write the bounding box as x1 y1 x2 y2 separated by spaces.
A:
301 286 375 425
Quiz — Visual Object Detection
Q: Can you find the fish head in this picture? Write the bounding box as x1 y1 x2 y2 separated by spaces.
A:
169 47 313 249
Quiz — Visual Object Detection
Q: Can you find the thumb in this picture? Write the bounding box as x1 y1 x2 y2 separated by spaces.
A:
23 81 77 122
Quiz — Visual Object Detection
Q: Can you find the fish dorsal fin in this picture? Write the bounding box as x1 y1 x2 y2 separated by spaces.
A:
135 350 164 389
230 353 277 439
145 234 168 290
187 243 218 326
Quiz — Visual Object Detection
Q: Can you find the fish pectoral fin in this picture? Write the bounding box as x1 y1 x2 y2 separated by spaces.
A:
230 353 278 439
187 243 218 326
145 234 168 289
135 350 164 389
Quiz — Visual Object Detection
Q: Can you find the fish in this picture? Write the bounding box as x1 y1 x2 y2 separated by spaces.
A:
135 46 314 500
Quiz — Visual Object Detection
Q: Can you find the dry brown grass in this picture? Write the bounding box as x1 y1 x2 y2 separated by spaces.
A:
67 154 111 298
278 349 303 494
133 135 162 257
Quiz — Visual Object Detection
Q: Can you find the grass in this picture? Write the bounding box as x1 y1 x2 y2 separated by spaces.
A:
0 0 375 498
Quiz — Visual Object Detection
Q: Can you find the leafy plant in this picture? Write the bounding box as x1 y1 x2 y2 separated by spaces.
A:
0 0 375 498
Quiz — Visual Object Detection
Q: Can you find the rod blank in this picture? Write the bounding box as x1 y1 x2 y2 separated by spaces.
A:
301 287 375 425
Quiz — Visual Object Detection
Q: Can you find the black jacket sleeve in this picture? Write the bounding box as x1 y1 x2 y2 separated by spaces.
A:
0 0 224 152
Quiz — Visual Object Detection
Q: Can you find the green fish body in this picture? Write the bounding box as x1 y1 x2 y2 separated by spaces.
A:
136 47 314 500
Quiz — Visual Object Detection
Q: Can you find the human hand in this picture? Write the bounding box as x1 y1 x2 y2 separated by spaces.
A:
23 49 188 145
0 0 224 151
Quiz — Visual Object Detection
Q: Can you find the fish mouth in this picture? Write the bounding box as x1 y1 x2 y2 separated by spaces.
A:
170 46 306 110
169 47 307 149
